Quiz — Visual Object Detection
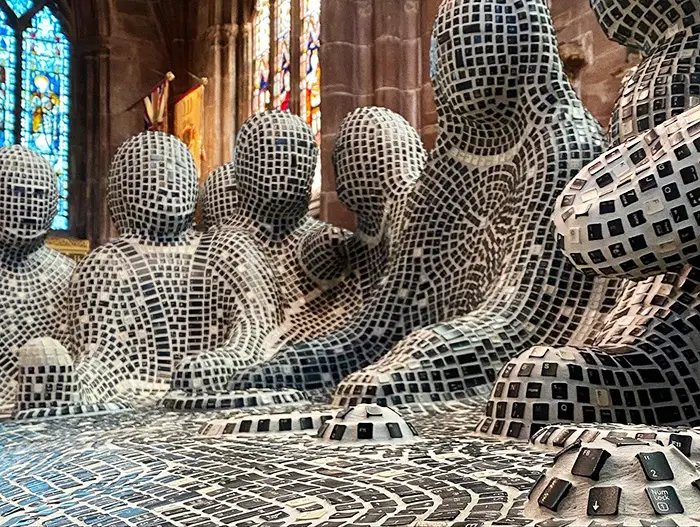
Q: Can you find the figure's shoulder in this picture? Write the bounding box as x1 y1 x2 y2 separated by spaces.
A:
43 246 76 275
527 105 606 161
74 241 130 276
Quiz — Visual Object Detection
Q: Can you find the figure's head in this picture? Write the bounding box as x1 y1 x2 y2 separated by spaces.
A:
202 164 237 228
234 111 318 219
0 145 57 251
108 132 198 237
333 107 425 222
590 0 700 52
430 0 561 122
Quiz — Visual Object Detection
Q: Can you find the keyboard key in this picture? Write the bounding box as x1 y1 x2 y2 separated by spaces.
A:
541 363 558 377
572 448 611 481
645 486 684 515
552 428 576 448
518 363 535 377
604 436 648 447
668 434 692 457
636 452 674 481
587 486 621 516
537 478 573 512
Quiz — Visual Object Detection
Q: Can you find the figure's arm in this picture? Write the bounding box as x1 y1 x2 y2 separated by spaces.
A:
297 224 352 288
212 231 284 368
554 105 700 280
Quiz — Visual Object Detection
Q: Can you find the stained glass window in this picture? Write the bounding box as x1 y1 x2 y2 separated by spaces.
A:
0 1 71 231
274 0 291 111
7 0 33 18
252 0 271 113
300 0 321 144
0 9 16 149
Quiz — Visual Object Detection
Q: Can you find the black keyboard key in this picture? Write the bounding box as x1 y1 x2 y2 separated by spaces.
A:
637 452 674 481
645 486 684 514
604 436 647 447
537 478 573 512
506 421 523 438
552 428 576 448
518 363 535 377
668 434 692 457
541 363 558 377
572 447 611 481
587 486 621 516
538 425 557 444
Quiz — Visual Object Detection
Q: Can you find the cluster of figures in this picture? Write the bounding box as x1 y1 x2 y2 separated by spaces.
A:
2 0 700 444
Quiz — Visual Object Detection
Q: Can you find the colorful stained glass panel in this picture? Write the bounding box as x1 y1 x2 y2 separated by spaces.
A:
252 0 270 113
300 0 321 144
0 9 16 148
6 0 34 18
21 7 70 230
274 0 291 111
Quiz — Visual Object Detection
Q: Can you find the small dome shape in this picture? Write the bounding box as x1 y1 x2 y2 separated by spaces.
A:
198 410 335 437
161 387 308 412
316 404 419 444
15 337 80 412
525 437 700 523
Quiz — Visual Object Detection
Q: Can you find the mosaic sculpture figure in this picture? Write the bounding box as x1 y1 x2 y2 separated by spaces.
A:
0 145 74 412
15 132 283 412
482 0 700 440
231 0 615 400
171 108 424 397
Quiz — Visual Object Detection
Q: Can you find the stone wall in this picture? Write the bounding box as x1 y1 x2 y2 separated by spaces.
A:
549 0 632 129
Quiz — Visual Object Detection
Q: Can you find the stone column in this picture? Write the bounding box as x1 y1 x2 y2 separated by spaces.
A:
195 0 239 177
71 38 113 248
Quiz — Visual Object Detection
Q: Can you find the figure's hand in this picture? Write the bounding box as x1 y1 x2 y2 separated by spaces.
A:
297 225 351 286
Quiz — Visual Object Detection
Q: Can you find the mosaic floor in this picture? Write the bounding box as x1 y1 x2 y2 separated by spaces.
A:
0 401 557 527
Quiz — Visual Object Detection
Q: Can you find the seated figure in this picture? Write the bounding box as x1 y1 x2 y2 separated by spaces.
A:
481 0 700 439
16 132 283 413
172 108 424 397
231 0 618 399
0 146 74 411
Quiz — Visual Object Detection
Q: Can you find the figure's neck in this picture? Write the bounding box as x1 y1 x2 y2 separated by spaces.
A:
120 228 195 245
0 241 46 267
242 204 309 240
648 18 700 50
435 110 528 159
435 78 575 159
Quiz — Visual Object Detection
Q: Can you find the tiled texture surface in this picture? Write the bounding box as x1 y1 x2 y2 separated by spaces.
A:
0 402 552 527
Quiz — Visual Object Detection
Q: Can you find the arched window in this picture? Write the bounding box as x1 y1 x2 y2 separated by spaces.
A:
0 0 70 230
252 0 320 140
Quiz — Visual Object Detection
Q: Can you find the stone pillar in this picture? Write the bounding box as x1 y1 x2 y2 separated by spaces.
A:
83 44 113 247
195 0 239 177
319 0 440 229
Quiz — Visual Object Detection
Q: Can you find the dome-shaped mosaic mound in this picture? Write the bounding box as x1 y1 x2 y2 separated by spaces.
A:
198 410 335 437
162 388 308 411
316 404 419 444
